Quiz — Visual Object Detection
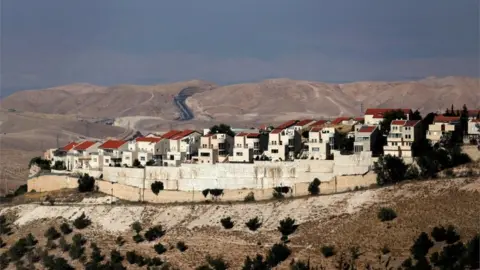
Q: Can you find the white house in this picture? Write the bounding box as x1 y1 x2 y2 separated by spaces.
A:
354 125 380 153
66 141 101 170
164 130 202 166
265 120 302 161
97 140 128 167
383 120 422 158
364 108 412 125
307 126 331 160
231 132 266 162
427 116 461 145
197 133 233 164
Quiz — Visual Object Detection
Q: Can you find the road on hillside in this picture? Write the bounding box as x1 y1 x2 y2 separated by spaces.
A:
174 87 196 121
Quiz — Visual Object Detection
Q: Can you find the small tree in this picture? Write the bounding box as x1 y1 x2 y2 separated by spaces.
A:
126 251 137 264
377 207 397 222
445 225 460 244
133 159 141 168
115 236 125 247
146 160 155 166
131 221 142 234
308 178 321 195
44 227 61 241
110 250 124 263
59 237 70 252
151 181 164 195
144 225 165 241
244 191 255 202
132 234 144 243
0 215 12 235
242 254 268 270
278 217 298 237
205 255 229 270
209 189 224 200
9 238 29 261
176 241 188 252
266 244 291 267
90 243 104 263
78 174 95 192
410 232 434 260
220 217 234 229
245 217 262 231
73 213 91 229
374 155 407 186
431 226 447 242
60 222 73 235
25 233 38 247
154 243 167 255
321 245 336 257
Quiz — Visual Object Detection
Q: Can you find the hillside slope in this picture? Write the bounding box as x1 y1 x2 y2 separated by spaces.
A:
1 177 479 269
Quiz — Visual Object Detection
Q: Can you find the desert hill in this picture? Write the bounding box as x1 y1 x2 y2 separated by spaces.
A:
0 177 479 269
1 77 479 124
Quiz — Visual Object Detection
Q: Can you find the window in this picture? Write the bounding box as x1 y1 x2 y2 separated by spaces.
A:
200 152 210 157
312 147 320 152
236 143 242 147
272 149 279 153
271 141 277 145
93 158 97 162
236 152 243 156
105 159 110 163
202 144 207 148
125 156 130 160
253 142 259 148
140 157 145 161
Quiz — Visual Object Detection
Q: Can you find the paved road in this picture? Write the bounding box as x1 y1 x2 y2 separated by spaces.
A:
174 87 196 121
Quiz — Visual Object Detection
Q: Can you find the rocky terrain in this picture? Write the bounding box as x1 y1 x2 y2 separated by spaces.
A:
0 177 479 269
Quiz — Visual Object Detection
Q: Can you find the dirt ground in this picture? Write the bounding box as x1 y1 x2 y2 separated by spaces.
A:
1 177 479 269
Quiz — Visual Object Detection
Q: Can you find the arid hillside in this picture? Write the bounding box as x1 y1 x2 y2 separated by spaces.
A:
0 177 479 269
188 76 480 122
0 80 216 119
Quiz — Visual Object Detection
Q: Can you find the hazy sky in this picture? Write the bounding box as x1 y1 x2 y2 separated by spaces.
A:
1 0 479 96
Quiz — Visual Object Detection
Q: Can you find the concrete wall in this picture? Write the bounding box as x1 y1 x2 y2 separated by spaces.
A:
27 175 78 192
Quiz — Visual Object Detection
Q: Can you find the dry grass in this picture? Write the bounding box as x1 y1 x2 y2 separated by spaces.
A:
1 178 479 269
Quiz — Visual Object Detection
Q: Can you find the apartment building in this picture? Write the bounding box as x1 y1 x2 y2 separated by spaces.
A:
353 125 381 153
307 126 331 160
265 120 302 161
164 130 201 166
383 120 422 157
96 140 128 167
66 141 101 170
427 116 461 145
231 132 267 162
467 119 480 141
197 133 233 164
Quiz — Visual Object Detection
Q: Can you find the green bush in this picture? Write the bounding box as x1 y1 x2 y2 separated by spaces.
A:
205 255 229 270
25 233 38 247
308 178 321 195
133 234 144 243
321 245 335 257
8 238 29 261
0 215 12 235
445 225 461 244
73 213 91 229
410 232 434 260
242 254 267 269
126 250 137 264
69 242 85 260
244 192 255 202
72 233 87 246
60 222 73 235
90 243 104 263
131 221 142 234
278 217 298 236
44 227 61 240
431 226 447 242
144 225 165 241
220 217 234 229
245 217 262 231
373 155 407 186
377 207 397 222
266 243 291 267
59 237 70 252
151 181 164 195
176 241 188 252
110 250 124 263
78 174 95 192
154 243 167 255
115 236 125 246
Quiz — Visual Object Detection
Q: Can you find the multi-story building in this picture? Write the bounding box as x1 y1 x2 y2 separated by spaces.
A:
231 132 267 162
467 119 480 142
97 140 128 167
66 141 101 170
197 133 234 164
353 125 381 153
427 116 461 145
307 126 332 160
164 130 201 166
364 108 412 125
49 142 77 166
383 120 422 157
265 120 302 161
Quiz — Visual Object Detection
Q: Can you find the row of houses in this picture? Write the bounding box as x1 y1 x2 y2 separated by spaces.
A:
45 108 480 171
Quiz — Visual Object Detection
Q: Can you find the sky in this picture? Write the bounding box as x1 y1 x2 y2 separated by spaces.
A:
1 0 479 96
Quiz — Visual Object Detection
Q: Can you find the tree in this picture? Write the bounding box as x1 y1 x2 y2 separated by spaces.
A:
131 221 142 234
380 110 407 134
266 244 291 267
460 104 469 136
0 215 12 235
78 174 95 192
245 217 262 231
373 155 407 186
202 189 210 198
132 159 141 168
176 241 188 252
431 226 447 242
44 227 60 241
145 160 155 166
321 245 336 257
154 243 167 255
377 207 397 222
278 217 298 237
410 232 434 260
203 255 229 270
445 225 460 244
209 124 235 137
150 181 164 195
411 110 422 120
242 254 268 270
110 250 124 264
73 213 91 229
308 178 321 195
144 225 165 241
126 251 137 264
90 243 104 263
28 157 51 170
60 222 73 235
220 217 234 229
52 161 66 170
209 189 224 200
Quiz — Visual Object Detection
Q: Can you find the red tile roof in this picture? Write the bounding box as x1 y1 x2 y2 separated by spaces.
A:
99 139 127 149
404 120 421 127
170 130 196 140
434 116 461 123
62 142 77 151
237 132 260 138
136 137 162 143
468 110 480 117
276 120 297 129
311 120 327 127
358 125 377 133
365 108 412 116
354 117 364 122
74 141 97 151
391 120 407 125
295 119 314 127
270 128 283 134
310 126 323 132
331 117 350 125
161 130 182 139
472 119 480 123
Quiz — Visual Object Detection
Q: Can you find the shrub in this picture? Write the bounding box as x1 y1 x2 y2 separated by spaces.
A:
146 160 155 166
377 207 397 222
245 217 262 231
410 232 434 260
176 241 188 252
445 225 461 244
69 242 85 260
112 237 124 247
126 251 137 264
48 257 74 270
278 217 298 236
59 237 70 252
209 189 224 200
73 213 91 229
0 238 5 248
0 252 10 269
72 233 87 246
78 174 95 192
244 192 255 202
45 195 55 205
133 234 144 243
308 178 321 195
374 155 407 186
26 250 40 265
431 226 447 242
131 221 142 234
44 227 61 240
202 189 210 198
242 254 267 269
144 225 165 241
272 190 284 199
90 243 104 263
25 233 38 247
8 238 29 261
266 243 291 267
60 222 73 235
151 181 164 195
321 245 336 257
110 249 124 263
45 239 57 250
0 215 12 235
273 186 291 199
206 255 229 270
220 217 234 229
154 243 167 255
13 184 27 197
290 259 312 270
150 257 164 266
